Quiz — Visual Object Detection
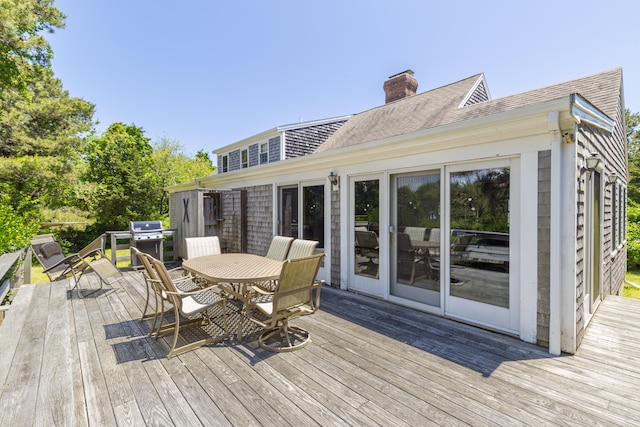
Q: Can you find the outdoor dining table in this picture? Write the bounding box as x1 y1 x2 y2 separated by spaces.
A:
410 240 440 250
181 253 284 340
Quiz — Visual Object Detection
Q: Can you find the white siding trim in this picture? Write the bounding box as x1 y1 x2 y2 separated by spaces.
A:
560 130 578 353
549 114 563 355
519 152 537 342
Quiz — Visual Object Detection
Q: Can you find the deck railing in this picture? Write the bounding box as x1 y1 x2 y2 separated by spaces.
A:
106 229 177 266
0 247 31 324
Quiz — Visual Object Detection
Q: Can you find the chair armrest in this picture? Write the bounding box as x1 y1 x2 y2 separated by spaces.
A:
42 253 81 272
247 285 275 296
163 283 223 297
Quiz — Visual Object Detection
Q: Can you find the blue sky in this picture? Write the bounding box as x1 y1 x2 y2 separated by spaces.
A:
48 0 640 156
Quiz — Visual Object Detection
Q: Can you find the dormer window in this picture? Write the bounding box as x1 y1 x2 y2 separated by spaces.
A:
222 155 228 173
241 149 248 169
260 142 269 164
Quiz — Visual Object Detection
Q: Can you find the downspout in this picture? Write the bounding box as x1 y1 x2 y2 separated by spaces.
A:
548 111 562 355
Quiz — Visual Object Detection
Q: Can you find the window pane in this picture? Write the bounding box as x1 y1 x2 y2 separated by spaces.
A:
303 185 324 251
354 180 379 278
280 187 298 237
391 172 441 307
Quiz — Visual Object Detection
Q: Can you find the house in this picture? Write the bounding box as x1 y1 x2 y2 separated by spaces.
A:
168 68 627 355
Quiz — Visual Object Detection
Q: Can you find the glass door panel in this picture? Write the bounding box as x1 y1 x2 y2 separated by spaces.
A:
280 186 298 237
303 185 325 253
390 171 441 307
448 167 510 308
354 179 380 279
350 177 384 297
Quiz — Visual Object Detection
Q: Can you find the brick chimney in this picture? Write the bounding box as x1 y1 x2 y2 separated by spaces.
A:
383 70 418 104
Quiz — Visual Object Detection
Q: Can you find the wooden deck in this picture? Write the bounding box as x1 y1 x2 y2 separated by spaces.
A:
1 270 640 426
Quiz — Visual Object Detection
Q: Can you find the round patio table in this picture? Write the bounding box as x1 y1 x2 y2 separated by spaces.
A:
182 253 284 341
182 253 283 284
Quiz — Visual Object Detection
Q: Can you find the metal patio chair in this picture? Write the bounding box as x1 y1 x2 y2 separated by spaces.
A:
149 256 229 359
245 253 325 352
31 234 123 298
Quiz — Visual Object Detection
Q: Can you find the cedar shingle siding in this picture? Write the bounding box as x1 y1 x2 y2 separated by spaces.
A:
248 144 259 167
228 150 241 171
285 121 348 159
268 136 280 163
537 150 551 348
217 121 347 173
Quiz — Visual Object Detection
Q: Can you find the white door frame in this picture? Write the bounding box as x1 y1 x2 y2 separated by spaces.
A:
443 158 520 334
348 173 388 298
584 167 604 323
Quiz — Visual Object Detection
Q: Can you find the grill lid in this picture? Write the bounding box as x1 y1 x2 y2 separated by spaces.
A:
130 220 163 233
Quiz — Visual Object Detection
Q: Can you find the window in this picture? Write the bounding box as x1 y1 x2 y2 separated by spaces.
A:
241 149 248 169
260 142 268 164
612 183 618 248
222 155 228 173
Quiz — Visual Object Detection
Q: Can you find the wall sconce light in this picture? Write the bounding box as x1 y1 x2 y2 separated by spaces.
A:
581 153 602 174
607 174 618 185
328 171 339 190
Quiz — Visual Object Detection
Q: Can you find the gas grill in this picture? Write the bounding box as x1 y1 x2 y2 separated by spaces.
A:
130 220 164 267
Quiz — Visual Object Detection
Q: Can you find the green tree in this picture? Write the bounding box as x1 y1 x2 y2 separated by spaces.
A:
627 109 640 204
0 69 95 158
0 0 65 99
84 123 158 231
0 194 41 255
0 1 94 227
151 138 215 215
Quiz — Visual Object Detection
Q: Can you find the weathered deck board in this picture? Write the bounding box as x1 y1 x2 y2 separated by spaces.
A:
1 271 640 426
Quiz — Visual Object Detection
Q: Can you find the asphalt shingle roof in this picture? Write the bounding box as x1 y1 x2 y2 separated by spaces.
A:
316 68 622 153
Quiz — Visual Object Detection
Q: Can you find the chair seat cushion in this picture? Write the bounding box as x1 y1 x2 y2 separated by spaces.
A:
181 291 224 316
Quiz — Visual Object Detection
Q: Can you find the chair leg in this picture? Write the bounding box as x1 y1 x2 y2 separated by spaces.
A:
258 318 311 353
141 274 151 319
167 313 181 359
151 297 166 337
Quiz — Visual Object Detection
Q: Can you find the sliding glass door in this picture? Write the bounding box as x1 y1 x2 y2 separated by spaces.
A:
390 171 441 308
445 160 514 330
350 175 383 296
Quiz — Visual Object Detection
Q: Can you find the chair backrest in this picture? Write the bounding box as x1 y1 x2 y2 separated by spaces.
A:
31 234 66 270
396 232 413 253
404 227 426 241
131 246 160 282
274 253 325 312
184 236 221 259
150 256 182 311
286 239 319 260
265 236 294 261
78 234 106 258
355 230 378 250
428 228 441 242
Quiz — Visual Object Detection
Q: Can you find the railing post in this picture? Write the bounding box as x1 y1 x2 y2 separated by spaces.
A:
24 247 32 284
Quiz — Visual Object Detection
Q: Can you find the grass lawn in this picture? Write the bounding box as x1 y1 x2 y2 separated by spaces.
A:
624 270 640 299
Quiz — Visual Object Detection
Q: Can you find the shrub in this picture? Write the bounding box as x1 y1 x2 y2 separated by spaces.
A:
627 202 640 269
0 196 40 255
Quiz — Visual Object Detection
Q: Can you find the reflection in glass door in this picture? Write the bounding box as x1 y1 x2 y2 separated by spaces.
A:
303 185 325 253
390 171 441 308
351 178 382 295
280 186 298 237
446 165 511 328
